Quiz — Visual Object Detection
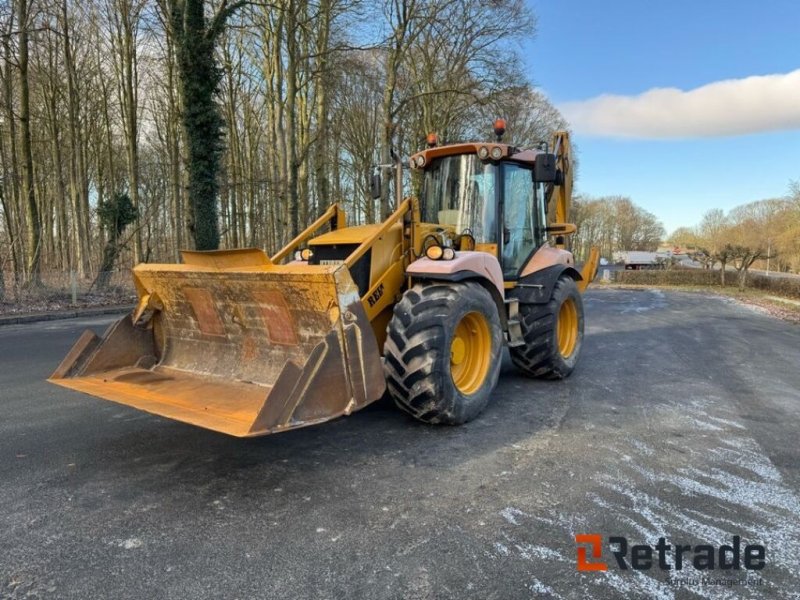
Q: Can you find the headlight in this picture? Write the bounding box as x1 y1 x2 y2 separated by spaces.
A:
441 247 456 260
478 146 489 160
425 245 444 260
490 146 503 160
300 248 313 261
415 155 426 168
294 250 303 261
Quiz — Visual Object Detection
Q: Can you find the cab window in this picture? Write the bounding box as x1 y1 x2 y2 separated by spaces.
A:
420 155 497 244
502 163 538 277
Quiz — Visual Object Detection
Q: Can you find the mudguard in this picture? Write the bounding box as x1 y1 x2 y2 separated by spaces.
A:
509 264 582 305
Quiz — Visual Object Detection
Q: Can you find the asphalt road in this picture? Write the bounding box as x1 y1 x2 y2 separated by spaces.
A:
2 289 799 600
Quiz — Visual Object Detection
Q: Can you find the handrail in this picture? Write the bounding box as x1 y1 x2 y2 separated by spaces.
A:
270 204 345 264
344 199 412 269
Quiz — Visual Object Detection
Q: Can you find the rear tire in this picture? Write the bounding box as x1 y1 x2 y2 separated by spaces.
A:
510 275 584 379
384 281 502 425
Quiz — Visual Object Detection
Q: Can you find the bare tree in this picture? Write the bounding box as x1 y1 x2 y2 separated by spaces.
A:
105 0 147 261
713 244 735 286
16 0 41 284
571 195 665 262
730 244 765 290
169 0 244 250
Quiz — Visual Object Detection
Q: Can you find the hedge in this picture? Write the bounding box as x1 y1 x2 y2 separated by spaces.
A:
748 272 800 299
610 268 800 300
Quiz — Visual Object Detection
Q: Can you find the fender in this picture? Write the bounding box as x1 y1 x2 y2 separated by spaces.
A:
406 252 506 325
508 264 582 305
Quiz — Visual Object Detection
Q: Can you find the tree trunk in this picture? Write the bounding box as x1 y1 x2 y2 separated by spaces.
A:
173 0 228 251
117 2 143 261
46 79 71 270
17 0 41 285
96 234 121 290
313 0 332 215
62 0 91 277
285 0 299 236
379 91 395 221
0 184 7 300
162 23 184 259
0 29 20 277
221 40 240 247
263 7 286 245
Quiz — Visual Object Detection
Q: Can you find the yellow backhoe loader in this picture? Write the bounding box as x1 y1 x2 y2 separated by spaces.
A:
50 122 599 437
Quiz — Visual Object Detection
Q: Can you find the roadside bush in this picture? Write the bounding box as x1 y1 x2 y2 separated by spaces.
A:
612 268 800 299
613 269 721 287
748 273 800 299
0 270 135 315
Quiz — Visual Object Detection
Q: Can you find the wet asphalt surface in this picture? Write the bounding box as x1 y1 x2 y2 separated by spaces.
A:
1 288 799 600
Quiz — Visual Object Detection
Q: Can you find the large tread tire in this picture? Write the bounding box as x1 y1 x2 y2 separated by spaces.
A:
510 275 584 380
383 281 503 425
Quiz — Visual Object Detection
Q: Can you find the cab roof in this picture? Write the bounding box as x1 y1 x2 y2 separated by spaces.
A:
408 143 545 171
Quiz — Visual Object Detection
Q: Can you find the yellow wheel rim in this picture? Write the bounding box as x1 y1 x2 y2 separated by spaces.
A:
450 311 492 395
556 297 579 358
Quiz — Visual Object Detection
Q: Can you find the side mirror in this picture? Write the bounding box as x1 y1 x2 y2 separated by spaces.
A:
534 153 557 183
370 172 382 200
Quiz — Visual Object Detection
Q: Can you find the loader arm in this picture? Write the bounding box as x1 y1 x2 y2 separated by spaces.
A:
271 204 347 264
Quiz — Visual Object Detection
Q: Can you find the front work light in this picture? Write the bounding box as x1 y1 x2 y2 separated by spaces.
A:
425 245 444 260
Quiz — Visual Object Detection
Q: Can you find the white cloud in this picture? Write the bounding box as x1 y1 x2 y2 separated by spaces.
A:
559 69 800 139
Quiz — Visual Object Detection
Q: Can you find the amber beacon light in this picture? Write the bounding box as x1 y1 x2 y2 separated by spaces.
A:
493 118 506 141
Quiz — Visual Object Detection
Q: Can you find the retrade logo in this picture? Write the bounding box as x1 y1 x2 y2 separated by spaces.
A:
576 534 608 571
575 535 765 572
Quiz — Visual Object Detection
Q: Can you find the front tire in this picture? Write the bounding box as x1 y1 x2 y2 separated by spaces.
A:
383 281 503 425
510 275 584 379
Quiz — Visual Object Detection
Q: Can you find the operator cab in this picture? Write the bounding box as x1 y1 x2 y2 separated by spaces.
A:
411 139 558 280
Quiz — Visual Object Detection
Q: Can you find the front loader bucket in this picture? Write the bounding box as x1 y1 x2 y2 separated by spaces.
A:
49 250 386 437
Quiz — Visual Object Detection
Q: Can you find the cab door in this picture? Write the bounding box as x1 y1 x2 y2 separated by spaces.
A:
501 163 541 278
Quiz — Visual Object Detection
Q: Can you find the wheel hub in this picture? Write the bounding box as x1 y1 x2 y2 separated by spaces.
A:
450 336 466 365
450 311 492 395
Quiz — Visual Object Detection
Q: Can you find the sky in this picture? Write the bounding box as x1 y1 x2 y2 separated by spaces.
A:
523 0 800 235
